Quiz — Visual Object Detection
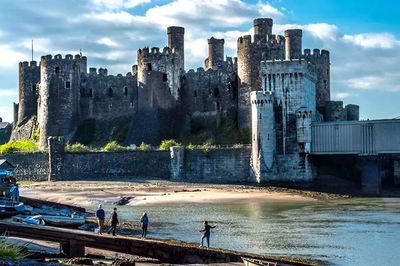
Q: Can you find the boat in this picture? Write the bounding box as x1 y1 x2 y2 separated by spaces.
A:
40 214 86 227
0 199 25 217
242 257 278 266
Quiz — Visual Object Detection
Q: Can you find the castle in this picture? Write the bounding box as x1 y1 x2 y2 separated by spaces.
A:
10 18 360 182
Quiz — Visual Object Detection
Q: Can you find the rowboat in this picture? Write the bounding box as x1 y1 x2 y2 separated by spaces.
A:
40 215 86 227
0 199 25 217
242 257 277 266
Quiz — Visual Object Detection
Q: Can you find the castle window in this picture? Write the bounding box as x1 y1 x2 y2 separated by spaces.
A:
124 86 128 96
147 63 152 71
216 102 220 111
213 87 219 97
65 81 71 89
55 67 60 74
163 73 168 82
89 88 93 97
107 87 113 97
323 80 327 89
130 101 134 107
32 84 36 92
194 90 197 97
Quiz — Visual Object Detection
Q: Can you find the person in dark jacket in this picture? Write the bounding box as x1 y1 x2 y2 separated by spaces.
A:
199 221 216 248
140 212 149 239
107 207 119 236
96 204 106 234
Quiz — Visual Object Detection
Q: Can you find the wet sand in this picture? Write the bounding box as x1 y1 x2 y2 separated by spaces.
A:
20 180 317 208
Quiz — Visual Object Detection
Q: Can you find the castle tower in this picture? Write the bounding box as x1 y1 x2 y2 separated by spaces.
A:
296 108 313 153
237 18 286 130
303 49 330 109
250 91 275 182
167 26 185 70
253 18 273 43
38 54 84 148
285 29 302 60
205 37 224 70
137 27 185 101
17 61 40 125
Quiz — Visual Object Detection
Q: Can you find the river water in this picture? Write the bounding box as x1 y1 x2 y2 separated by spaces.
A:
107 198 399 266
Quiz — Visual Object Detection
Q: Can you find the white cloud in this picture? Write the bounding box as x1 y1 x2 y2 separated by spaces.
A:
343 33 400 49
333 92 352 100
91 0 151 10
0 45 26 68
97 37 120 47
348 74 400 91
0 105 13 123
257 3 283 17
275 23 340 42
0 89 18 97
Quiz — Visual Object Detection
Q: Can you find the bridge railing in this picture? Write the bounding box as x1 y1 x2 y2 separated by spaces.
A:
311 119 400 155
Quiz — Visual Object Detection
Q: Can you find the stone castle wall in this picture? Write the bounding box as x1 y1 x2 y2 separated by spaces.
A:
4 152 49 181
80 69 138 120
1 147 252 182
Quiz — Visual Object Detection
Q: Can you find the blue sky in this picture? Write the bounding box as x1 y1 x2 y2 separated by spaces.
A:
0 0 399 122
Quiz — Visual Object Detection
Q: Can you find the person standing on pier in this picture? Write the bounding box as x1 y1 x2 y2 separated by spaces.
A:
140 212 149 239
199 221 216 248
96 204 105 235
107 207 119 236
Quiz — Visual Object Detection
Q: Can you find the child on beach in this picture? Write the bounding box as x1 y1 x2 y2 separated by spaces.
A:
199 221 216 248
140 212 149 239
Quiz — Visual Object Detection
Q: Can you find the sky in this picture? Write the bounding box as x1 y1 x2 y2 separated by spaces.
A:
0 0 399 122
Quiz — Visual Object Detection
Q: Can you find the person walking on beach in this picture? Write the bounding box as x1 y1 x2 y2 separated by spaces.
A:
107 207 119 236
140 212 149 239
199 221 216 248
96 204 106 234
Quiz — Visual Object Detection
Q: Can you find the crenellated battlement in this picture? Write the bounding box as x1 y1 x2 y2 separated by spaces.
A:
85 68 133 78
303 49 329 59
251 91 274 105
41 53 86 62
237 34 285 48
138 46 175 57
19 61 39 69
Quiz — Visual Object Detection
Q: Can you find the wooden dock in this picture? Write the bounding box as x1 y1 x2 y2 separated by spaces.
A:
0 221 312 265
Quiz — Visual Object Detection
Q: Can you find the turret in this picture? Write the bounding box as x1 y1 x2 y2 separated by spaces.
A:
17 61 40 125
254 18 273 43
167 26 185 70
38 54 83 148
285 29 303 60
251 91 275 182
205 37 224 70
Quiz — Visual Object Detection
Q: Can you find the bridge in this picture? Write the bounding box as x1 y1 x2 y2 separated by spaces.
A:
0 221 309 266
310 119 400 195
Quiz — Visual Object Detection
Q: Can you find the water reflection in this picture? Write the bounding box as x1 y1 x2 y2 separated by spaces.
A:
99 198 400 266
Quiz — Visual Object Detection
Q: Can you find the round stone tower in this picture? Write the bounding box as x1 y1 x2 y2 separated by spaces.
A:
250 91 275 183
285 29 303 60
237 35 253 129
253 18 273 43
18 61 40 125
38 54 83 148
167 26 185 70
205 37 224 69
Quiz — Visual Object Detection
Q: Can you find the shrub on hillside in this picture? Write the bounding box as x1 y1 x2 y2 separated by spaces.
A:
65 143 91 152
0 140 38 155
137 142 151 151
159 139 181 151
102 141 128 152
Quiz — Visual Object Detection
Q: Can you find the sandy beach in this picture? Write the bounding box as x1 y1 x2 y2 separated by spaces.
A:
19 180 318 208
